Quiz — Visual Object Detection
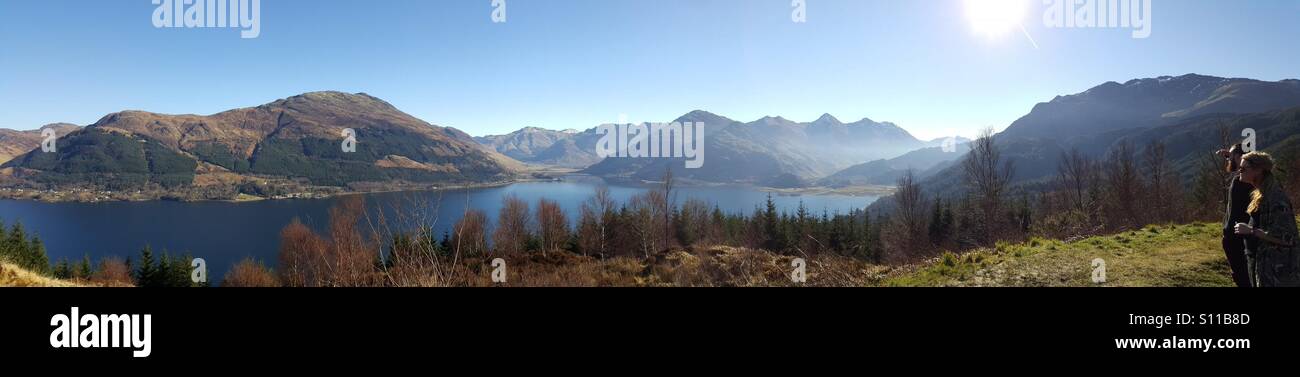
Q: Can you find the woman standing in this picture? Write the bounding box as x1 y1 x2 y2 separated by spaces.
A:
1216 144 1254 287
1232 152 1300 287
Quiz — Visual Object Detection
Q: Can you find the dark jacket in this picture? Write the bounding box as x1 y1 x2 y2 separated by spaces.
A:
1225 172 1254 231
1248 176 1300 287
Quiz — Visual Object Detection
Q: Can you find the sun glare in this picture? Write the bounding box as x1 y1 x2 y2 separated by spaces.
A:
964 0 1028 39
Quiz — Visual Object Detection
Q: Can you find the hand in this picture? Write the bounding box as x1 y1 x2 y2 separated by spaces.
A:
1234 223 1255 236
1216 149 1231 159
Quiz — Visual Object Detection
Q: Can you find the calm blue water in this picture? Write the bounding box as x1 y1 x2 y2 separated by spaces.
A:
0 177 877 280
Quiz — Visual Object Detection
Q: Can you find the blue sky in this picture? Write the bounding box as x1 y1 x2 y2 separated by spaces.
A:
1 0 1298 140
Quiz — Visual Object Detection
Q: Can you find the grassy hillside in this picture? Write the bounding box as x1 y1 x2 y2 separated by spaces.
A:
467 220 1235 287
0 260 82 287
882 222 1233 287
337 219 1235 287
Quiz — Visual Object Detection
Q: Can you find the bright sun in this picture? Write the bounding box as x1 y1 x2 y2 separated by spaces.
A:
964 0 1028 39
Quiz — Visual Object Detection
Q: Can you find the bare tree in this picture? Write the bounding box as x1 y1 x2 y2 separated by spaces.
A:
1143 140 1184 223
536 198 569 255
274 197 383 287
1103 141 1142 229
1057 148 1097 213
961 127 1014 244
884 170 930 262
221 258 280 287
661 168 677 250
451 209 488 258
327 196 380 287
493 194 531 255
278 217 327 287
626 191 665 259
577 186 616 258
90 257 133 287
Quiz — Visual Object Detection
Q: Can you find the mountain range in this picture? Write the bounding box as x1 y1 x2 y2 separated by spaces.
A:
472 111 935 187
871 74 1300 212
577 111 927 187
0 92 521 199
6 73 1293 203
1 92 938 200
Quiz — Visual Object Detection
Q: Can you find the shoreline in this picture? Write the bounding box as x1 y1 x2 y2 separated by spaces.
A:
0 174 892 204
0 178 548 204
588 175 895 198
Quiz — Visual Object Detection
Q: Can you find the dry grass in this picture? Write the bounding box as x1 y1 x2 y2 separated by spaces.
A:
388 246 877 287
0 260 82 287
1 258 136 287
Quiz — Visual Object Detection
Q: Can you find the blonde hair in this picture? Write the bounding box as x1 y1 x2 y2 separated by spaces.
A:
1243 152 1275 214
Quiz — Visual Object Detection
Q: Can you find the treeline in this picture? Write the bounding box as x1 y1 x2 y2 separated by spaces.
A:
46 245 202 287
221 171 885 287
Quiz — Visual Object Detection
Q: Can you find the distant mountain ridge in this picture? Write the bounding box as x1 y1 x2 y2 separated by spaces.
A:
819 139 972 187
474 127 603 168
0 123 82 165
569 111 927 186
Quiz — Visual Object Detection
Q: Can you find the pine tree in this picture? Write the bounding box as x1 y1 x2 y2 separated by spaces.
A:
171 252 196 287
27 236 50 275
422 228 444 259
158 251 172 286
864 210 881 263
941 202 955 239
929 199 945 244
440 231 452 258
6 223 29 265
136 245 158 287
53 258 72 279
77 254 93 280
928 199 956 247
762 194 780 251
